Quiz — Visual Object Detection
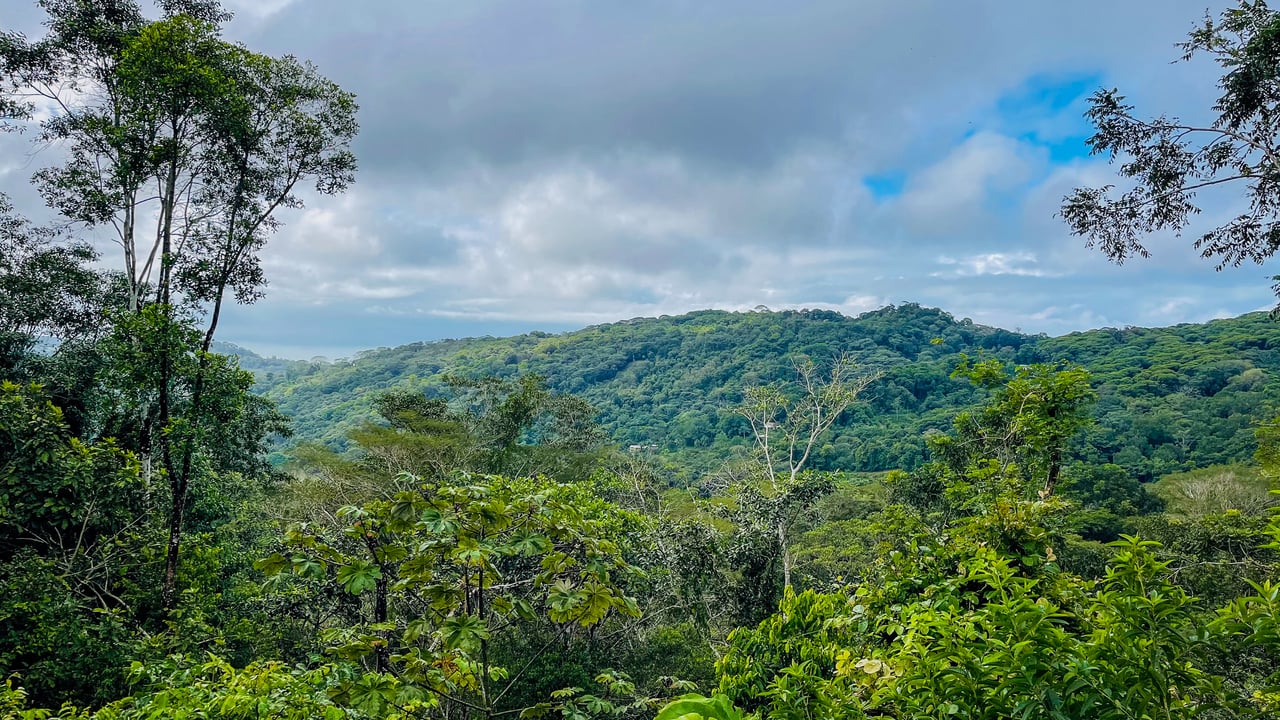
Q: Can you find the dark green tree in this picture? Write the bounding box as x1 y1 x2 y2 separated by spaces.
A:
1 0 357 608
0 381 146 706
937 359 1095 500
1061 0 1280 303
0 195 105 355
0 194 112 438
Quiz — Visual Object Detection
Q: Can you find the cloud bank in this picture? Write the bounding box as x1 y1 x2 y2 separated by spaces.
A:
4 0 1268 357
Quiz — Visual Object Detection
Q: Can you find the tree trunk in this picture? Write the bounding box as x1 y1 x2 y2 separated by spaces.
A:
778 521 792 589
161 477 185 608
158 149 182 611
478 562 491 720
374 574 389 674
1042 446 1062 499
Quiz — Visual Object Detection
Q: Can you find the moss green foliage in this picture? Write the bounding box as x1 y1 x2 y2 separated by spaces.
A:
0 659 362 720
713 537 1243 720
660 357 1280 720
240 308 1280 484
237 305 1032 471
13 1 1280 717
258 472 644 717
0 382 143 549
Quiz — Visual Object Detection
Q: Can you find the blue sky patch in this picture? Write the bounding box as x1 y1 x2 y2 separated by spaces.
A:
864 171 907 199
998 72 1101 163
1028 131 1094 164
998 72 1103 115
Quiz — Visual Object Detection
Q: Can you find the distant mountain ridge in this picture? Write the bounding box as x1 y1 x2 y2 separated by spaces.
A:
223 304 1280 482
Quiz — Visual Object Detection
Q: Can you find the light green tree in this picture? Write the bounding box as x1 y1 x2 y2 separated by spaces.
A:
731 356 880 590
260 472 645 719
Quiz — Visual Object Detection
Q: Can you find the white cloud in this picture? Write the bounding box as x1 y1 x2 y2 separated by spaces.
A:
225 0 297 23
5 0 1276 356
896 133 1042 236
933 251 1058 278
250 148 887 323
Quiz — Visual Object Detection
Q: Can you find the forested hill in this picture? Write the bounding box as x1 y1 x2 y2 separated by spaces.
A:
227 304 1280 481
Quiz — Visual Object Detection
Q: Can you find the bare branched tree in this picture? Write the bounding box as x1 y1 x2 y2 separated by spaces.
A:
733 355 881 588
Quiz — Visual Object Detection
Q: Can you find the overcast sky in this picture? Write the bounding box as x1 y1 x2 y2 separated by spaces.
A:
3 0 1271 358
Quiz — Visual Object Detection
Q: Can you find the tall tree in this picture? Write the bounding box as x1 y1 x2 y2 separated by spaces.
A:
885 359 1095 561
731 356 880 589
941 358 1095 500
1061 0 1280 303
0 0 358 609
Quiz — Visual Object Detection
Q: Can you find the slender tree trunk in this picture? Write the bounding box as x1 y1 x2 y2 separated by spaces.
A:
162 474 186 607
159 148 183 611
478 561 491 720
123 200 139 312
1041 406 1062 499
778 521 792 589
161 150 261 611
374 574 389 674
1042 447 1062 498
201 285 226 355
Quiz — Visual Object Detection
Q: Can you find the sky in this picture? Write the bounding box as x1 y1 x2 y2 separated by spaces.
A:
2 0 1273 359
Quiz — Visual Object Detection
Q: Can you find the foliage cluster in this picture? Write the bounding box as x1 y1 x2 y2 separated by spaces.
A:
239 308 1280 484
8 1 1280 719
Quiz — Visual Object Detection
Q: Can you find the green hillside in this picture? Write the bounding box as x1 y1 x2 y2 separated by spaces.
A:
234 305 1280 482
